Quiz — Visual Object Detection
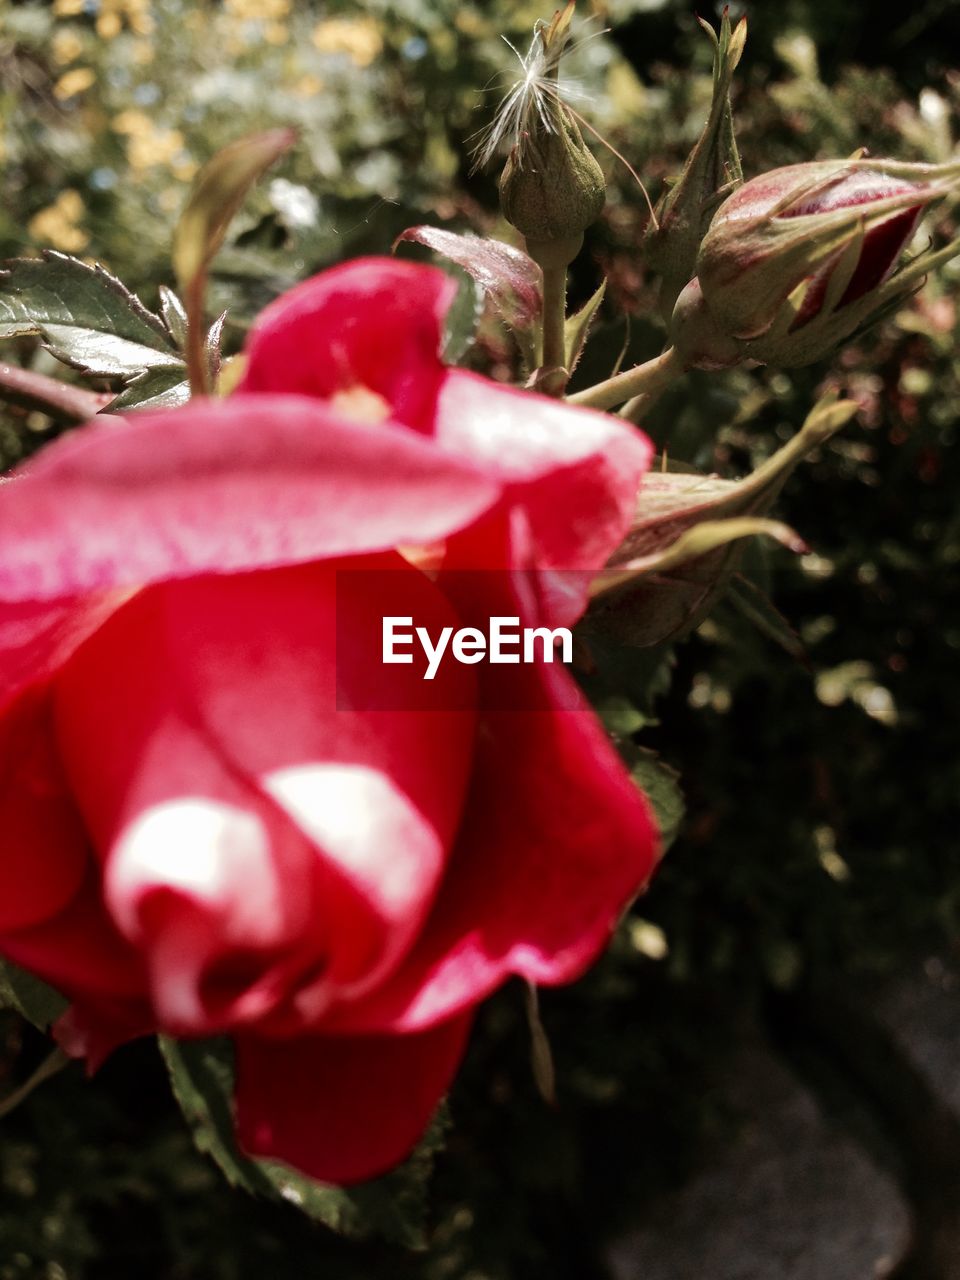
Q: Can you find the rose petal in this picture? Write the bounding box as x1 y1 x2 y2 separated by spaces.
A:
145 557 475 1013
0 395 499 602
435 369 653 574
239 258 455 432
0 594 132 707
0 866 147 1001
234 1012 472 1185
54 997 156 1071
53 587 322 1033
0 686 90 932
323 658 660 1034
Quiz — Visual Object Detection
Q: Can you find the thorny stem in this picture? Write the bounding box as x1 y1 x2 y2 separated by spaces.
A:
0 363 112 423
539 261 568 382
0 1048 70 1121
620 375 675 424
568 345 684 412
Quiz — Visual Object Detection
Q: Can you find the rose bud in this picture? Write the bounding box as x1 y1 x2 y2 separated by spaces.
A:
499 107 605 267
483 3 605 271
645 9 746 321
585 393 858 646
0 258 659 1187
672 157 960 370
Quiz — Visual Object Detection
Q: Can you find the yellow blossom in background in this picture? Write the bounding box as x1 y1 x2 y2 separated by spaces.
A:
52 28 85 65
453 10 487 37
54 67 96 100
263 22 288 45
128 126 186 171
225 0 289 19
130 39 155 65
90 0 156 37
311 17 383 67
170 157 198 183
97 11 123 39
52 0 85 16
111 109 153 137
292 73 325 99
28 189 89 253
112 109 187 172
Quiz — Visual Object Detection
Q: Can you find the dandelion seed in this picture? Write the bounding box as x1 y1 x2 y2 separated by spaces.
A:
470 3 601 174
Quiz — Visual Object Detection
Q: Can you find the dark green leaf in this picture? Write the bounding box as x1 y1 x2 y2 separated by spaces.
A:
160 1036 446 1246
0 251 182 379
0 956 68 1031
108 366 191 412
441 270 484 365
727 574 808 662
629 747 685 854
158 284 189 348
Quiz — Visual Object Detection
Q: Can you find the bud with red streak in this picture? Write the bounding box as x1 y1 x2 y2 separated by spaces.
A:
669 157 960 370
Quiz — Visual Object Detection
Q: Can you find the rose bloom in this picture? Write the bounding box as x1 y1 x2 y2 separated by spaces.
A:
0 259 658 1184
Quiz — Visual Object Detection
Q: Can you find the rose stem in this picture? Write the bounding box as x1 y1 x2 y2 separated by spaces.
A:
0 362 113 423
567 345 684 413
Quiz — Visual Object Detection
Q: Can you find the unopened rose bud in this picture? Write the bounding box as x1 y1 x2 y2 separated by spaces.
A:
500 106 605 267
645 9 746 320
586 393 859 646
672 156 960 370
481 3 605 272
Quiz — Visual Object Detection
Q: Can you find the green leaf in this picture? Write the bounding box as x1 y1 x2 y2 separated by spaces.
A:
595 694 651 738
109 366 191 411
160 1036 446 1246
0 252 183 379
441 269 484 365
0 957 68 1031
727 575 808 661
628 747 684 854
158 284 189 348
564 278 605 372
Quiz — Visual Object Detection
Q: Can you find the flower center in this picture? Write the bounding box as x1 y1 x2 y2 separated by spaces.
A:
329 383 392 424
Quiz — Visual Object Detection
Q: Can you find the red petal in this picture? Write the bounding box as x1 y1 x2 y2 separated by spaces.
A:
234 1012 472 1185
435 370 653 572
324 658 660 1035
141 557 475 1016
54 997 156 1071
53 560 476 1031
0 395 498 601
54 588 322 1033
0 686 90 932
0 866 147 1001
238 258 455 433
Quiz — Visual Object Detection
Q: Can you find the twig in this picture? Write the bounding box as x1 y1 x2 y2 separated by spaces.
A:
0 363 113 423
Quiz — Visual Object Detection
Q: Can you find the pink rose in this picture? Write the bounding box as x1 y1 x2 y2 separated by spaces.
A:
0 259 658 1183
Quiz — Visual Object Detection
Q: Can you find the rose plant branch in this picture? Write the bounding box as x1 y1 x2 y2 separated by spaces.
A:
0 361 113 423
567 345 685 412
0 1047 69 1121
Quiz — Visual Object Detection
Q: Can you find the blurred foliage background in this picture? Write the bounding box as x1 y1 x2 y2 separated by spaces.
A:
2 0 960 1276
